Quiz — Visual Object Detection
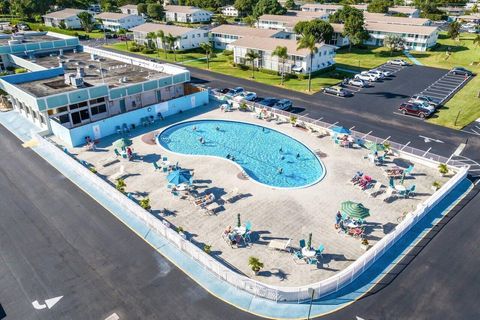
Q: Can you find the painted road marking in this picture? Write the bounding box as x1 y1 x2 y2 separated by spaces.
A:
32 296 63 310
453 143 466 156
105 313 120 320
419 135 444 143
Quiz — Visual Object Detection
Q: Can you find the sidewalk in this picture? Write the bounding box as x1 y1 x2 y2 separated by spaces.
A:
0 110 472 319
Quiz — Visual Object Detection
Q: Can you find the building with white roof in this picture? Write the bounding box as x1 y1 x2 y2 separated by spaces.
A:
165 5 212 23
96 12 145 31
221 5 239 17
363 12 431 26
120 4 140 16
388 6 420 18
230 37 336 74
131 23 209 50
210 25 288 49
257 11 329 32
43 9 90 29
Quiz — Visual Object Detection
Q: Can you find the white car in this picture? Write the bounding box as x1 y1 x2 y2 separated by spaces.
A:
377 69 393 77
356 73 378 82
388 59 409 66
239 91 257 101
414 101 435 114
348 78 368 87
365 70 385 79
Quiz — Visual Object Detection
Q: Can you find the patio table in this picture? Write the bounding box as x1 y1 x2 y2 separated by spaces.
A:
176 184 189 191
395 185 407 192
234 226 247 236
301 248 316 258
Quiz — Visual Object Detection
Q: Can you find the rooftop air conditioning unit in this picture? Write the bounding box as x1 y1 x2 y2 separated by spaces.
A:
64 73 75 85
71 76 84 88
90 53 97 61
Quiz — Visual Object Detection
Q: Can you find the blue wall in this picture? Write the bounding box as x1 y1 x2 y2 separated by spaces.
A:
52 90 209 147
2 67 64 84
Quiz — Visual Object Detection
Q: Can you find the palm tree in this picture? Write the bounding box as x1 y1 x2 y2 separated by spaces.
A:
245 50 260 79
96 18 107 44
200 42 213 69
157 30 167 58
118 28 129 50
296 34 318 92
166 33 180 61
474 34 480 48
146 32 157 51
272 45 288 85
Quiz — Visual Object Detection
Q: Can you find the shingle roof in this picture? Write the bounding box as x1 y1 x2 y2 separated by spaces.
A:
210 25 281 38
43 9 85 19
388 6 419 15
165 5 212 14
96 12 133 20
364 12 430 26
230 37 335 57
365 22 438 36
131 23 196 36
259 11 328 28
120 4 137 10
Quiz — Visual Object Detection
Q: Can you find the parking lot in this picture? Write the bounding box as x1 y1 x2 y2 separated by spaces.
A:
419 71 472 105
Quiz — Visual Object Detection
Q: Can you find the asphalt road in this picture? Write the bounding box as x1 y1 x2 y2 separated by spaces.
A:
0 125 258 320
102 47 480 164
324 180 480 320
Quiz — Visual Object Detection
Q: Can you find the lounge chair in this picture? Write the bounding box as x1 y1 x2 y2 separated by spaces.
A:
153 161 160 170
122 123 129 133
307 257 318 265
220 187 239 203
299 239 306 249
367 181 383 197
245 221 252 232
162 167 168 173
114 149 121 157
381 187 396 202
268 239 291 251
315 244 325 258
407 184 416 198
115 126 122 134
162 156 168 161
404 165 414 176
293 250 304 263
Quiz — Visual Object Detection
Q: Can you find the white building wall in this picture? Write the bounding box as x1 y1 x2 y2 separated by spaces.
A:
165 10 212 23
44 16 83 29
365 30 438 51
134 30 210 50
222 6 239 17
102 16 145 31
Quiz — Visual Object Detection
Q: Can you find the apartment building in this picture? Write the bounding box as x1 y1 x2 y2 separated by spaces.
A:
43 9 90 29
132 23 209 50
96 12 145 31
210 25 287 49
165 5 212 23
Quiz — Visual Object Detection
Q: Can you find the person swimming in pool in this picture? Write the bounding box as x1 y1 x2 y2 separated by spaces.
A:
215 126 220 131
226 154 231 159
279 147 283 153
277 168 283 174
296 153 300 158
280 155 285 160
199 137 205 144
192 126 197 131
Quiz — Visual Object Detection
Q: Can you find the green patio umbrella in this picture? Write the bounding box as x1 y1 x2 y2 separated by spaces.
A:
365 141 386 153
340 201 370 220
113 137 132 149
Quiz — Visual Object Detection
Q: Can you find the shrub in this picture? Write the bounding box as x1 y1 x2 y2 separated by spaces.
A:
141 47 155 54
14 68 27 74
88 167 97 174
259 68 279 76
222 49 233 56
139 197 151 211
115 178 126 192
203 244 212 254
129 45 141 52
438 163 448 175
237 64 249 71
248 256 264 274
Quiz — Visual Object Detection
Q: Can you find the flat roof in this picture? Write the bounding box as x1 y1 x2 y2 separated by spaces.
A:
365 22 438 36
43 8 85 19
96 12 134 20
17 51 168 97
259 11 328 27
0 31 60 46
120 4 137 10
388 6 419 15
210 25 281 38
131 23 196 36
230 37 334 57
364 12 430 25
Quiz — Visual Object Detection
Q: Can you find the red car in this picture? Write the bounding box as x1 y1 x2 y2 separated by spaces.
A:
398 102 432 119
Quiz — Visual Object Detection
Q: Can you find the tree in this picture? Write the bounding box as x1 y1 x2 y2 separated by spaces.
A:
157 30 167 58
284 0 296 10
272 45 288 85
252 0 286 19
383 34 405 55
296 34 317 92
367 0 392 13
137 3 148 15
472 4 478 13
243 15 256 27
96 18 107 43
200 42 213 69
447 21 461 40
100 0 118 12
77 11 95 33
147 3 164 20
343 12 368 51
473 34 480 48
245 50 260 78
213 14 228 25
329 5 363 24
234 0 256 16
293 19 334 43
146 31 157 50
166 33 180 61
118 28 129 49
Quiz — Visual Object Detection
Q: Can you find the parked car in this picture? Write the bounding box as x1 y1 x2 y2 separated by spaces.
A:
364 70 385 79
16 23 30 31
355 73 377 82
273 99 293 111
377 69 393 77
253 97 264 103
387 59 409 66
370 69 393 78
239 91 257 101
347 78 368 87
258 97 279 107
225 87 245 97
398 102 432 119
450 67 473 76
409 95 439 108
323 86 351 97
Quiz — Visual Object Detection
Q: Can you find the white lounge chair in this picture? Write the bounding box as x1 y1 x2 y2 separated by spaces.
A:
221 188 239 203
381 187 396 202
268 239 291 251
367 181 383 198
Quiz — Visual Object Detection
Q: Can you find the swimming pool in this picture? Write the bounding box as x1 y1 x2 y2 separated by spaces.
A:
158 120 325 188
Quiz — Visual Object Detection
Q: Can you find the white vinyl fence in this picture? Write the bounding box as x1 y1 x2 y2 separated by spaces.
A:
33 107 469 303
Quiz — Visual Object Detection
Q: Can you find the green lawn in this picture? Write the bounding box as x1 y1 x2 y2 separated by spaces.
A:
334 46 407 71
106 42 207 63
23 21 105 39
410 32 480 129
106 42 348 93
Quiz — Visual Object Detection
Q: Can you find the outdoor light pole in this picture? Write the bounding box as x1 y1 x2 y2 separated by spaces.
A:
307 288 315 320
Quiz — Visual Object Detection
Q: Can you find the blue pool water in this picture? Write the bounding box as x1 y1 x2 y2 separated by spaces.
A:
158 120 325 188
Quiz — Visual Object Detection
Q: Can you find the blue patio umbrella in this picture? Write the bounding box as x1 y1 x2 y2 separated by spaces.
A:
332 126 351 135
167 169 192 186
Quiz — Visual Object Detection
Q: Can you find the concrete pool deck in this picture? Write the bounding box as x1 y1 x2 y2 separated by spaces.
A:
68 102 452 287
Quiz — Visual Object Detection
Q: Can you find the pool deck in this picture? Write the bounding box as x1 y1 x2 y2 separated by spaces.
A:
67 102 451 287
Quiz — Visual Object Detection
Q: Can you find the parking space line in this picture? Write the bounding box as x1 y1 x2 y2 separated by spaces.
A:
393 112 425 120
424 87 450 94
421 92 447 99
432 83 459 89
